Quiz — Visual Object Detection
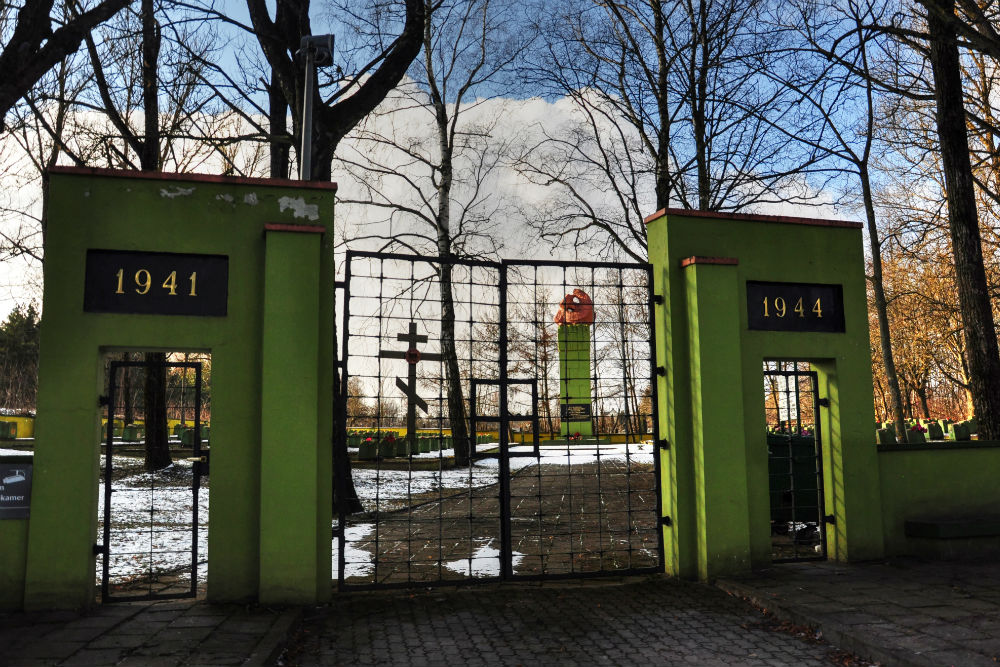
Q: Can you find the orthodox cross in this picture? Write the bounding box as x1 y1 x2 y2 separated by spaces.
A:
378 322 441 445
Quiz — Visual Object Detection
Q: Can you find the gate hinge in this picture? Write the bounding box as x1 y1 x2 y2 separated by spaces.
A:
818 398 830 407
657 439 670 451
656 366 666 377
824 514 836 525
653 294 664 305
659 516 672 527
93 543 107 555
334 280 346 289
185 452 210 475
98 395 110 407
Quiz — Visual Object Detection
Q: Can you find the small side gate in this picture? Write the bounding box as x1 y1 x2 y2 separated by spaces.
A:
99 358 207 601
336 252 663 589
764 363 827 562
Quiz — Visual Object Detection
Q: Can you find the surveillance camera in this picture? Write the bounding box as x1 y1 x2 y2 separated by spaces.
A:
299 35 335 67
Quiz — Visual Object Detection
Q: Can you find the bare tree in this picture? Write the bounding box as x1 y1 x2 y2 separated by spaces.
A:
514 0 817 262
0 0 131 128
760 0 909 441
246 0 424 180
336 0 529 465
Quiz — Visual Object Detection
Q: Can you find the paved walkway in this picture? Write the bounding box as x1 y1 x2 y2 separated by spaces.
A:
718 558 1000 667
280 576 870 666
0 599 298 666
9 559 1000 666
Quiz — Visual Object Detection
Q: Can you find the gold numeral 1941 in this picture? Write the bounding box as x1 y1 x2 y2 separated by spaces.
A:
113 268 199 297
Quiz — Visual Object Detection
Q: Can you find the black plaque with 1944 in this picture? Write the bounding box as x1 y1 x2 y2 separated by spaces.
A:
84 249 229 316
746 281 845 333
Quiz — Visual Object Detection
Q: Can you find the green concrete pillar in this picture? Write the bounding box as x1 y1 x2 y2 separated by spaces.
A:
683 258 752 579
259 224 323 604
558 324 593 437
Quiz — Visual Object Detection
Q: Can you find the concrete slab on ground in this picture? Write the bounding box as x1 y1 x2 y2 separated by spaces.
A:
718 558 1000 667
0 599 299 667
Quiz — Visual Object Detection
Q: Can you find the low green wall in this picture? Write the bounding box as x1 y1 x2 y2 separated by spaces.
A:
0 454 32 611
879 442 1000 556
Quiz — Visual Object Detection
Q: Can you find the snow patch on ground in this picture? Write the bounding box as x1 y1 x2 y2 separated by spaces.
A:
442 540 523 578
92 442 653 586
97 459 208 586
333 523 377 578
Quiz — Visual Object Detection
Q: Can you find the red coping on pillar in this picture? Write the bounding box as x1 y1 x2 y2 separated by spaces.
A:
47 166 339 191
679 256 739 268
264 223 326 234
642 207 862 229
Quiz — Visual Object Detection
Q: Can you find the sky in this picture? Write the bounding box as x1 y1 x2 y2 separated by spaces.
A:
0 0 855 321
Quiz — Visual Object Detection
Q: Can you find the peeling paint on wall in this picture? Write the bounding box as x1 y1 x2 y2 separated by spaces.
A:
244 193 259 206
216 194 234 203
160 187 195 199
278 197 319 221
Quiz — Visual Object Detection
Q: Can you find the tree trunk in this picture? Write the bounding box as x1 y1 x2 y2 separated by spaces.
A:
143 353 172 470
860 166 908 441
287 62 362 515
268 69 290 179
925 0 1000 440
439 259 470 466
434 143 470 466
121 352 134 425
330 251 362 514
917 381 931 419
690 14 711 211
139 0 171 472
653 0 670 209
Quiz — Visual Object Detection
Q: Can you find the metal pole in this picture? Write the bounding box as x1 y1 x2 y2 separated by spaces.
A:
300 46 315 180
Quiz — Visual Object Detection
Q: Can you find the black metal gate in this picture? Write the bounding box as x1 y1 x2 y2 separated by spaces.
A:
99 359 207 601
764 362 827 562
337 252 662 589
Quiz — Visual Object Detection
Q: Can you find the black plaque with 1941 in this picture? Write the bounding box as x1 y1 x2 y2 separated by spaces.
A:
746 281 845 333
84 249 229 316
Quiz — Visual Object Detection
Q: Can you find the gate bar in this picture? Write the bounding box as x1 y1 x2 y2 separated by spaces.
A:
101 362 118 601
498 264 513 579
647 266 666 569
336 253 353 589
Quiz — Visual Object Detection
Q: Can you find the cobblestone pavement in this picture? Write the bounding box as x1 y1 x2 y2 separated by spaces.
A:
0 598 297 667
718 558 1000 667
280 575 871 667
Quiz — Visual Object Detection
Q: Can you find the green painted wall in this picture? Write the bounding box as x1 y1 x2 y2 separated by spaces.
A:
878 444 1000 556
259 228 326 604
684 262 752 579
17 168 336 610
0 454 32 611
646 210 882 580
558 324 593 437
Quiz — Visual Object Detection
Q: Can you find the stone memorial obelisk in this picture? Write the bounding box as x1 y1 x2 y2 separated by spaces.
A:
555 289 594 439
